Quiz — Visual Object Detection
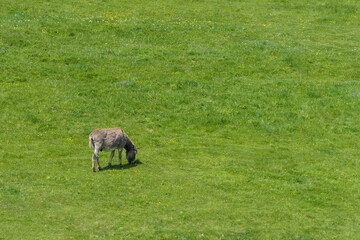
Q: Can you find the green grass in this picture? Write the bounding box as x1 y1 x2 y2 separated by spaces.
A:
1 0 360 239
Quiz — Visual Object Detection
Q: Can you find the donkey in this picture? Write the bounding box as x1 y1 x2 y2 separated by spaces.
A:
89 128 141 172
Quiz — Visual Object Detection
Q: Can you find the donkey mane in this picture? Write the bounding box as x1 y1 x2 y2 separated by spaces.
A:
124 134 136 151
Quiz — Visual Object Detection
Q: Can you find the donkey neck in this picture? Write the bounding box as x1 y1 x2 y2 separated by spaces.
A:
124 135 135 151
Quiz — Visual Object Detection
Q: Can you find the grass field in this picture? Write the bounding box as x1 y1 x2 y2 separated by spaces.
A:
1 0 360 239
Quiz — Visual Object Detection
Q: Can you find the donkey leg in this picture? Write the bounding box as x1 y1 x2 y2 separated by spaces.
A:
118 148 123 168
94 148 102 171
108 150 115 167
92 150 99 172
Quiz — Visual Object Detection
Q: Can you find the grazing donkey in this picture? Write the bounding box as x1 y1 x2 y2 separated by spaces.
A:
89 128 141 172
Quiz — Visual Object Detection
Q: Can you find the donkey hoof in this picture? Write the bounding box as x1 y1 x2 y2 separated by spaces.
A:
98 167 102 171
108 163 112 168
92 168 96 172
119 164 123 169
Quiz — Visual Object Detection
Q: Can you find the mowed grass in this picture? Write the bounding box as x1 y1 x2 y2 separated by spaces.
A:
1 0 360 239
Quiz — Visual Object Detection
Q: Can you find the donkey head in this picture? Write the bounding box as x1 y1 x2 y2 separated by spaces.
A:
126 146 141 164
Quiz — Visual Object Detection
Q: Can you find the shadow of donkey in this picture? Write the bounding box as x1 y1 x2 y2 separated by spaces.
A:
101 159 143 171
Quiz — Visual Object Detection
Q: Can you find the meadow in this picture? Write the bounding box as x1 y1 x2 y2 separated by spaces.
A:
1 0 360 239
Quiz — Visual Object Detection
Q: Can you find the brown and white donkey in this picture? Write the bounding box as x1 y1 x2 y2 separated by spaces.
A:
89 128 141 172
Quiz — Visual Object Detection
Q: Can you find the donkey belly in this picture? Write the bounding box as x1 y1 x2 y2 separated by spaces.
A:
101 147 117 152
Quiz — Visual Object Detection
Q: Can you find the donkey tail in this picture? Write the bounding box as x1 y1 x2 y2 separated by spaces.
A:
89 136 95 149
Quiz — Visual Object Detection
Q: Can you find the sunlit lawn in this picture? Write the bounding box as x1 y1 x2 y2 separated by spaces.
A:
1 0 360 239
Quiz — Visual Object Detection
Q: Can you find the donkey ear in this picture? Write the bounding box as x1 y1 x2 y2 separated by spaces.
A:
135 146 142 149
